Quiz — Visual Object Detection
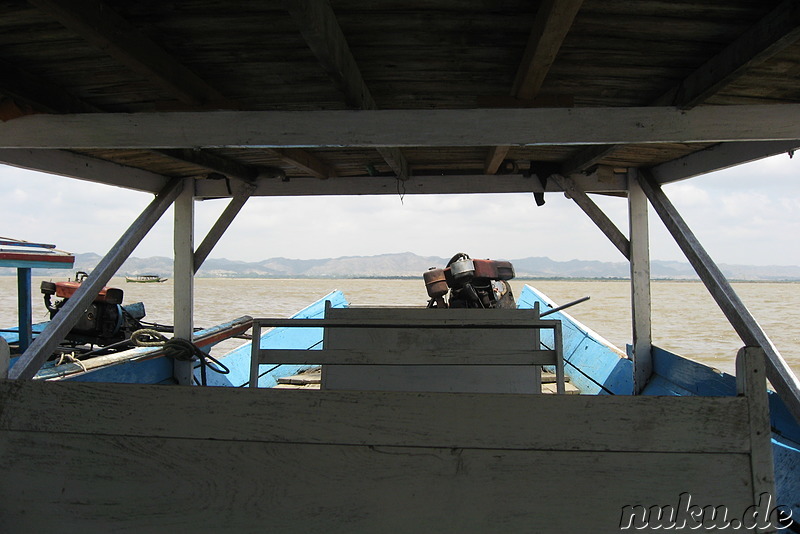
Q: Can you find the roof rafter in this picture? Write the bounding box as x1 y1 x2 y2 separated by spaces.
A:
283 0 409 180
26 0 234 108
654 0 800 109
262 148 336 180
0 59 285 184
485 0 584 174
563 0 800 175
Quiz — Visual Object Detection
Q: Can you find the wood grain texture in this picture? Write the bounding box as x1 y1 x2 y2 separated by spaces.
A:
258 348 557 366
5 105 800 149
0 430 755 533
0 380 750 454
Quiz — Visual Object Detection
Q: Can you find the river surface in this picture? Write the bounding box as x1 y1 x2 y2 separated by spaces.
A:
2 276 798 377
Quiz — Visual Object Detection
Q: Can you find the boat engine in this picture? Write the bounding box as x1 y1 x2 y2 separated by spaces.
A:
40 271 145 346
424 253 516 309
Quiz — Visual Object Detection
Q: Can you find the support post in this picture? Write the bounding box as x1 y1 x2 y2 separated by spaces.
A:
628 170 653 393
173 178 195 385
735 347 776 501
638 168 800 423
9 178 183 380
193 182 254 273
16 267 32 352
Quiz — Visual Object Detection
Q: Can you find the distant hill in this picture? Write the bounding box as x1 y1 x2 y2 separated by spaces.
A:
3 251 800 281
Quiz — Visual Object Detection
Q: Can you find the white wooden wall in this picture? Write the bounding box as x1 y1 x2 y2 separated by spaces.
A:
0 349 774 533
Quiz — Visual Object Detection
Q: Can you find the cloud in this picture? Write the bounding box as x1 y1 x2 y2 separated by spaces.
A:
2 152 798 266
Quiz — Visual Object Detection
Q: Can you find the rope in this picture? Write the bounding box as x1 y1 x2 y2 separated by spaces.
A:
130 329 230 385
54 352 87 373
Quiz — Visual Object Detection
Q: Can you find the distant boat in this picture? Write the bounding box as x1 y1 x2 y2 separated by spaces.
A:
125 274 168 283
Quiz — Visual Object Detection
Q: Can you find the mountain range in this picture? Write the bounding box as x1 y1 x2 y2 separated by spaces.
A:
4 252 800 281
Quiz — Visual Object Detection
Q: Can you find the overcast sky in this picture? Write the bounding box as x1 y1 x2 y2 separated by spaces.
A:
1 152 798 266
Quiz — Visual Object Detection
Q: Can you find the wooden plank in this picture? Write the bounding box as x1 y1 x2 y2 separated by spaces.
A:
638 169 800 424
284 0 409 180
27 0 234 107
484 145 510 174
0 148 169 193
550 174 630 259
560 144 620 175
155 149 274 184
320 307 548 393
511 0 584 99
628 170 653 394
193 183 254 273
648 140 800 184
261 148 336 179
173 178 195 385
0 381 751 453
653 0 800 109
8 178 183 380
0 430 755 532
258 348 557 366
252 315 558 329
5 106 800 148
195 169 629 198
736 347 777 502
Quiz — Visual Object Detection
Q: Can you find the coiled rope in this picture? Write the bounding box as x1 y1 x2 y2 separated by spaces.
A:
130 329 230 386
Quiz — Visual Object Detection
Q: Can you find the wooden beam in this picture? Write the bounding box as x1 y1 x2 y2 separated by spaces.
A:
283 0 409 180
262 148 335 180
0 61 278 189
26 0 233 108
628 170 652 394
484 146 511 175
637 168 800 423
563 1 800 173
156 149 284 183
653 0 800 109
195 169 628 198
487 0 583 174
511 0 584 99
735 347 776 503
0 148 168 193
648 140 800 184
5 106 800 149
193 183 254 273
173 178 194 385
8 178 184 380
560 144 620 176
549 174 630 259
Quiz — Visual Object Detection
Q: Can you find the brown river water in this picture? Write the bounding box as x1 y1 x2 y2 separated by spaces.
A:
2 276 798 377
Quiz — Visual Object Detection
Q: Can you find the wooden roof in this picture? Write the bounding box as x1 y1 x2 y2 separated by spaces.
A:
0 0 799 196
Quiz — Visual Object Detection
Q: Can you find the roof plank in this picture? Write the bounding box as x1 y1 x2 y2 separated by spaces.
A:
487 0 583 174
26 0 235 108
654 0 800 109
283 0 409 180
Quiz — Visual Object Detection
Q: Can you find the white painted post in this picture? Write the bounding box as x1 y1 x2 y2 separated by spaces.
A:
173 178 195 385
628 169 653 393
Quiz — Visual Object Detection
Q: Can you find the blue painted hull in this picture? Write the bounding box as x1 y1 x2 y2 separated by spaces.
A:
518 283 800 523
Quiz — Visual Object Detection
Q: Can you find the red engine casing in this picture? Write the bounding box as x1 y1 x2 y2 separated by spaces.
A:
54 281 123 304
